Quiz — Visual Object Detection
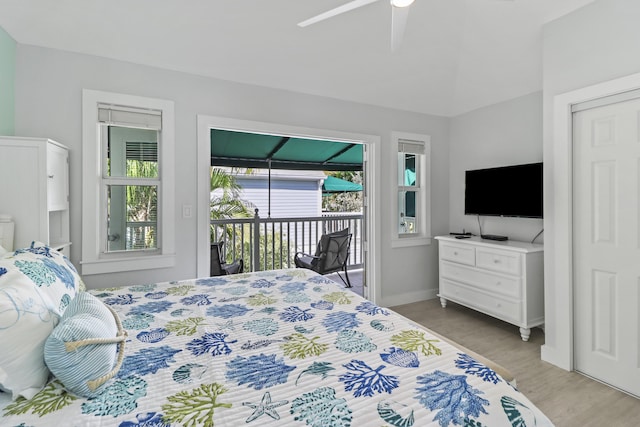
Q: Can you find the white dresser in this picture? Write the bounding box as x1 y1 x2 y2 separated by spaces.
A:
435 235 544 341
0 137 71 255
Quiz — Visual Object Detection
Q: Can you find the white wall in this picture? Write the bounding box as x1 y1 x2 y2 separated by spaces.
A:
542 0 640 368
13 44 449 305
449 92 543 242
0 26 15 136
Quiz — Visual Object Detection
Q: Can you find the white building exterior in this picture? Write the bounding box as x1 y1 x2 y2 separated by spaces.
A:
233 169 326 219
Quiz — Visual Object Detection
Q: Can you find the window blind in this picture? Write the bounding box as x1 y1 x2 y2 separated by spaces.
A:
126 141 158 162
398 140 425 155
98 103 162 130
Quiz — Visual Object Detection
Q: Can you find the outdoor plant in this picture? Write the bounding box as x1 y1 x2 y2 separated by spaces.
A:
210 167 254 243
322 171 363 213
125 160 158 249
209 167 302 269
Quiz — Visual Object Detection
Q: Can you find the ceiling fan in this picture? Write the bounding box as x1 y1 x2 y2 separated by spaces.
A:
298 0 514 51
297 0 416 52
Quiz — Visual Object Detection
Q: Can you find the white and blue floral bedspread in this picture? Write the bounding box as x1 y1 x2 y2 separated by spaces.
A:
1 268 553 426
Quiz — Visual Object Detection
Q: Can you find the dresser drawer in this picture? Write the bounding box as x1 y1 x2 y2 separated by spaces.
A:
440 279 521 324
440 261 522 299
439 243 475 266
476 247 521 276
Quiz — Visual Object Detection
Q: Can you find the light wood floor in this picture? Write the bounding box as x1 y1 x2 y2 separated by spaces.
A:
391 299 640 427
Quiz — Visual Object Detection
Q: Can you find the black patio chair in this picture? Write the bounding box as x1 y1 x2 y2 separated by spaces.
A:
210 241 243 276
294 229 352 287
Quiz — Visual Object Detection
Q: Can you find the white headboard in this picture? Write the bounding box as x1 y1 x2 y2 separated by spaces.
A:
0 214 15 251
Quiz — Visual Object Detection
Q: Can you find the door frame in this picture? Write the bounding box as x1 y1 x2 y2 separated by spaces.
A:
545 71 640 370
196 115 381 303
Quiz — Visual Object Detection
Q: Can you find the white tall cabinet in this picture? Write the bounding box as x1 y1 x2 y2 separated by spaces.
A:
0 137 71 255
435 235 544 341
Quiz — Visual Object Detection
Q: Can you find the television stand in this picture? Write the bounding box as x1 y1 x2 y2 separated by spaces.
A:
481 234 508 241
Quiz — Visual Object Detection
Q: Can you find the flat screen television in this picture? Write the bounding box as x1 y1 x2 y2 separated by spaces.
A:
464 162 543 218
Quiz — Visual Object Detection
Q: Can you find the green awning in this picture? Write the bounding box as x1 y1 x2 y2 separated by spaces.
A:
322 175 363 193
211 129 363 171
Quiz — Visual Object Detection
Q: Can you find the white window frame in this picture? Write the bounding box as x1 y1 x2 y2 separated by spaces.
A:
81 89 175 274
391 131 431 248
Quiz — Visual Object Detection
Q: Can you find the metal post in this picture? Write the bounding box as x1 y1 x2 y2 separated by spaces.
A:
268 159 271 219
253 208 261 271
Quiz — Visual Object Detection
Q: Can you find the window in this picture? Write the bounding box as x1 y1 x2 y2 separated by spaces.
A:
391 131 431 248
82 90 175 274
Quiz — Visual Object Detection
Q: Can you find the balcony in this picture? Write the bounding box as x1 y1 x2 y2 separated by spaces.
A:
210 209 364 291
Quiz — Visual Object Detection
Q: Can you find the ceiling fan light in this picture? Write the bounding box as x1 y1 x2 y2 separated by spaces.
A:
390 0 414 8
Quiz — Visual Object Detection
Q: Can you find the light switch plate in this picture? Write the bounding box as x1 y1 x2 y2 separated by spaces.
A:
182 204 193 219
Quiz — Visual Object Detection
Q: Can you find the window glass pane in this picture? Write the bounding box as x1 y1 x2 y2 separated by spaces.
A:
404 154 417 186
107 184 158 251
398 191 417 234
105 125 159 178
397 152 417 186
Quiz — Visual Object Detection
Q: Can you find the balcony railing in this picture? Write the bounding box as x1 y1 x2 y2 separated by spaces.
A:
210 209 363 272
123 221 156 250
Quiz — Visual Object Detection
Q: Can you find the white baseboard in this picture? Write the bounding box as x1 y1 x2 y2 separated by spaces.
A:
380 288 438 308
541 344 572 371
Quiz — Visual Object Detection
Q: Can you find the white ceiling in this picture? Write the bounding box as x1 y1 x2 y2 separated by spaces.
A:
0 0 594 117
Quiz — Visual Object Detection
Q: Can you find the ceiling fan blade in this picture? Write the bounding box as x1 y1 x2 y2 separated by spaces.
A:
391 4 411 52
298 0 381 27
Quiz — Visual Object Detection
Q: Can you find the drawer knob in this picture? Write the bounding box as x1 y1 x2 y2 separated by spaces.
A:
496 281 501 286
453 251 458 256
496 303 502 308
494 259 500 263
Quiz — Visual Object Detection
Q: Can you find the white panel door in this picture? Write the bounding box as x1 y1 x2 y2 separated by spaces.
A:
573 97 640 397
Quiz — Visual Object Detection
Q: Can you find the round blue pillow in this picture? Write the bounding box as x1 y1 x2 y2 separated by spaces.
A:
44 292 124 398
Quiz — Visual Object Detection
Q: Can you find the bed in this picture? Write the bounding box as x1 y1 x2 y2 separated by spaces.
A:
0 244 554 426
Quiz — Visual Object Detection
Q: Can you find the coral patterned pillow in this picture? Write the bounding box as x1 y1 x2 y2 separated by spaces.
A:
0 243 82 400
